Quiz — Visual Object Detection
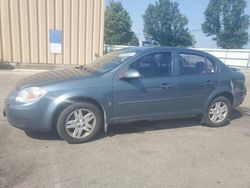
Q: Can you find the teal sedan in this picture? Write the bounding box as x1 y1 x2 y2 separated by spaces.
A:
4 47 247 144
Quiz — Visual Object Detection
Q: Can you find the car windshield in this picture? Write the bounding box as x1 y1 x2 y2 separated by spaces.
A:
81 49 137 73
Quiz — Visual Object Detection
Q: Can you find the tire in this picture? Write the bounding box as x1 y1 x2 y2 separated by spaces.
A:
56 102 103 144
203 96 231 127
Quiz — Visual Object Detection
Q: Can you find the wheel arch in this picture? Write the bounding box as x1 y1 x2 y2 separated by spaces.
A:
51 96 108 133
204 91 234 114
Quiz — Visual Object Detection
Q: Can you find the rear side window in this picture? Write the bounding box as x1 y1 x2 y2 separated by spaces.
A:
206 58 216 73
178 53 216 75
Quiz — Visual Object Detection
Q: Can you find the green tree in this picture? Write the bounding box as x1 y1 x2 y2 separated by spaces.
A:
202 0 250 49
128 32 139 46
143 0 195 47
104 1 133 45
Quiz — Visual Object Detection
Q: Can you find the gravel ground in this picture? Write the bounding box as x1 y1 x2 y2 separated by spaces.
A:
0 68 250 188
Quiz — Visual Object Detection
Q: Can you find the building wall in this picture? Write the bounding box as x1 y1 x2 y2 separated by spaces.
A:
0 0 104 65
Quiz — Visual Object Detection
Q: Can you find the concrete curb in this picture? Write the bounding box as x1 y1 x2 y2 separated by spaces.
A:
0 61 15 70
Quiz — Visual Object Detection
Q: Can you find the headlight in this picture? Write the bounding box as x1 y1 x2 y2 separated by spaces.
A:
15 87 47 103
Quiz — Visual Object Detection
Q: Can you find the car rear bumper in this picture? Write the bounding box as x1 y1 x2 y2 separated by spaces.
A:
233 88 247 108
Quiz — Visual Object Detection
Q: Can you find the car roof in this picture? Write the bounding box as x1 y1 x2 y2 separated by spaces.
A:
121 46 214 58
128 46 201 52
120 46 177 52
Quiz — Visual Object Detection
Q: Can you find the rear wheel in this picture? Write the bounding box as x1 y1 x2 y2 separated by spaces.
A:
56 102 102 144
203 96 231 127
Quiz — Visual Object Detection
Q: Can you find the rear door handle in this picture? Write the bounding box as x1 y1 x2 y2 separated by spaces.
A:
160 83 174 89
200 80 213 86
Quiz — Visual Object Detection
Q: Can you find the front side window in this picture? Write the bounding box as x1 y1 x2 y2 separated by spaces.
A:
129 52 172 78
178 53 216 75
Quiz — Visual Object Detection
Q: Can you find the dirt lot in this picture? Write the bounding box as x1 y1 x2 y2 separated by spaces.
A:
0 69 250 188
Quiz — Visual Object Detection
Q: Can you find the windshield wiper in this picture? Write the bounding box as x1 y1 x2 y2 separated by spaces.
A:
75 65 94 73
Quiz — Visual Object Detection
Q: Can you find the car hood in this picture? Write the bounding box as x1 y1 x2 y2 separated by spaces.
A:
16 67 90 89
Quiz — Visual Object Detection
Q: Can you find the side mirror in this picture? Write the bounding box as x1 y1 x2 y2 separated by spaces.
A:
120 69 141 80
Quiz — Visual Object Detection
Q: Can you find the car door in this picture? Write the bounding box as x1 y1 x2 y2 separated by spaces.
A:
175 51 220 115
112 51 178 122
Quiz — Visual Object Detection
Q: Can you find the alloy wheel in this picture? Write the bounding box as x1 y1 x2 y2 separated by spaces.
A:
208 101 228 124
65 108 96 138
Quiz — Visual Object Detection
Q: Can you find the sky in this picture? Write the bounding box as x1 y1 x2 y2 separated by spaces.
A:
105 0 250 49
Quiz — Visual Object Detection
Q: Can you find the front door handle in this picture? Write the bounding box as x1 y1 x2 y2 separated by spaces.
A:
160 83 174 89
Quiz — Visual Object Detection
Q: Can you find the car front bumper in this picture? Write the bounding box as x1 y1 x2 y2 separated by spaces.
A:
3 90 55 132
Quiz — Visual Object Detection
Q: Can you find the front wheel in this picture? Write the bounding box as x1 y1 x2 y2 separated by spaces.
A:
203 96 231 127
56 102 103 144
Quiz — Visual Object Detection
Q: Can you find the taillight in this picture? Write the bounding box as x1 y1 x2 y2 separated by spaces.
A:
232 79 245 90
